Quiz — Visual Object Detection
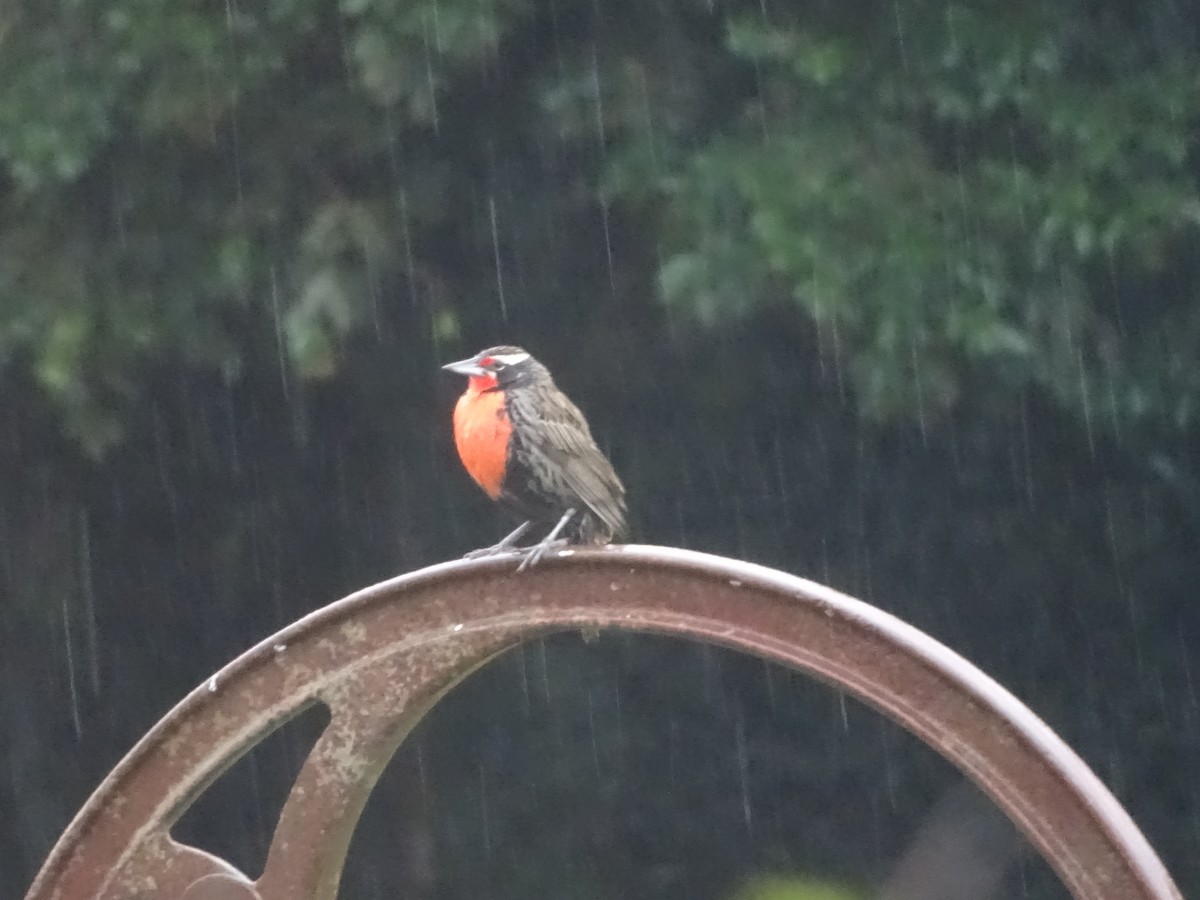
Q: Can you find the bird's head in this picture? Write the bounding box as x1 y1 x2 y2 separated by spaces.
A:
442 346 540 392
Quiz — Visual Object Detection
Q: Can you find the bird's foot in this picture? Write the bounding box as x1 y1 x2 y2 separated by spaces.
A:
514 507 577 573
463 521 532 560
515 538 570 572
463 543 514 560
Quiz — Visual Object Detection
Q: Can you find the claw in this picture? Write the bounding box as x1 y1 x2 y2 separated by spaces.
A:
514 508 576 572
464 521 531 559
516 538 569 572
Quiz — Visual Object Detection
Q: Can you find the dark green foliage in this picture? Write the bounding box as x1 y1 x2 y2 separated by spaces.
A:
3 0 1198 448
1 0 1198 898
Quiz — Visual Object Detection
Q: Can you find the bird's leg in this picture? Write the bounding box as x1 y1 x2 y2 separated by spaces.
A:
516 508 576 572
464 520 532 559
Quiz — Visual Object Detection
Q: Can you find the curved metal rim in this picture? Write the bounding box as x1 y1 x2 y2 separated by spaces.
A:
25 545 1182 900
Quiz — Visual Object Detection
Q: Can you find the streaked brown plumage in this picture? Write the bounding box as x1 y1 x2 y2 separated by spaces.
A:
443 345 626 568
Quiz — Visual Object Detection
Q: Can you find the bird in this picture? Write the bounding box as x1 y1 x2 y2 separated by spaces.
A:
442 345 627 570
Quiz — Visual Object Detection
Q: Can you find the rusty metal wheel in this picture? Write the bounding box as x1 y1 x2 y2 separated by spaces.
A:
24 547 1182 900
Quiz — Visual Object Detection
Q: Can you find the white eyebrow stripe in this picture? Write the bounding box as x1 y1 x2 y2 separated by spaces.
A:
490 352 530 366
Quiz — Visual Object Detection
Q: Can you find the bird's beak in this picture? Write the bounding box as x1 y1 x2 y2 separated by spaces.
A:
442 356 487 377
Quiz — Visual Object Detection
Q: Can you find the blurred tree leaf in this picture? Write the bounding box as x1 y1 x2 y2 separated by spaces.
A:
729 875 863 900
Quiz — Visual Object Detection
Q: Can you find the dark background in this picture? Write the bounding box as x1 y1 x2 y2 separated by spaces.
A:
2 1 1198 898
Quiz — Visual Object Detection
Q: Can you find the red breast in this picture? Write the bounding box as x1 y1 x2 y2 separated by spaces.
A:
452 374 512 499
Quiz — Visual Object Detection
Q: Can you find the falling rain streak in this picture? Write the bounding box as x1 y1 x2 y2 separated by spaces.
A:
489 195 507 321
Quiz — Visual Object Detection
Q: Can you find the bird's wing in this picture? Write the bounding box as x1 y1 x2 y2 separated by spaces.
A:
518 391 627 538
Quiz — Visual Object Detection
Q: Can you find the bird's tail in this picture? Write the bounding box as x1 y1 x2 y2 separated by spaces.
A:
577 509 627 546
